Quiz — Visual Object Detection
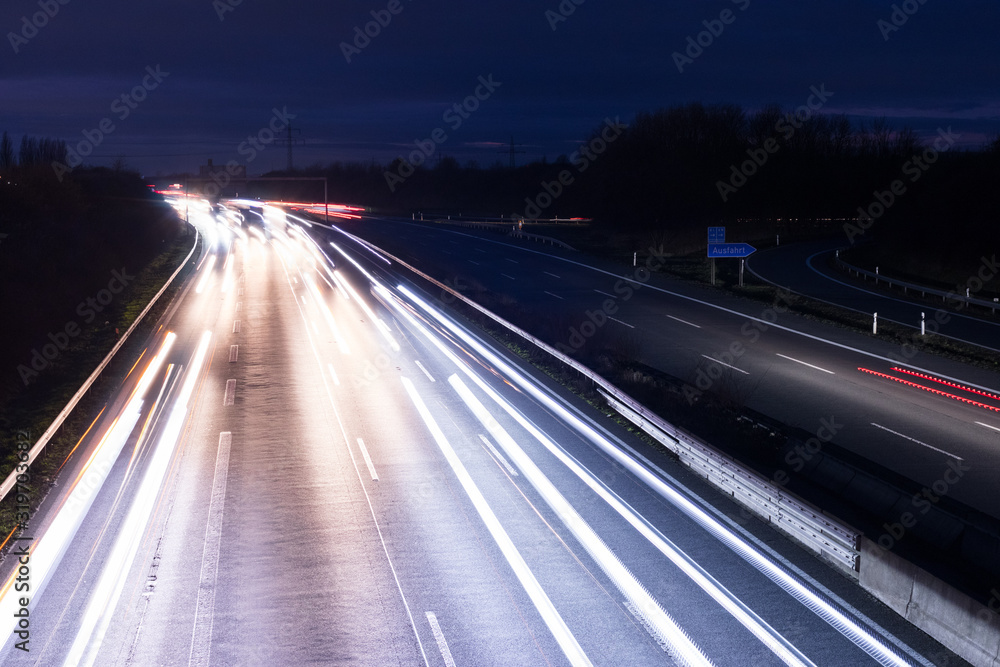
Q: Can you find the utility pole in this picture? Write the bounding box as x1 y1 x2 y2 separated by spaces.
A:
276 122 303 172
497 136 525 169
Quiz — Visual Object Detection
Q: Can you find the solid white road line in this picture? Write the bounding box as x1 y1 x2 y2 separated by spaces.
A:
478 433 518 476
356 438 379 481
425 612 457 667
870 423 963 461
414 359 435 382
701 354 749 375
223 380 236 406
401 377 591 667
776 353 835 375
667 314 700 329
188 432 233 667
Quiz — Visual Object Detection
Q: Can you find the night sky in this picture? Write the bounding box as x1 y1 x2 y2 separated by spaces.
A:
2 0 997 176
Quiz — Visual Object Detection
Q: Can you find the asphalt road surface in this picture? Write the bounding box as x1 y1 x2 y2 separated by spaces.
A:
0 208 967 665
747 239 1000 352
325 217 1000 521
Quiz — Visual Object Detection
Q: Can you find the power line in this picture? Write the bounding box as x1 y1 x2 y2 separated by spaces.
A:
497 136 525 168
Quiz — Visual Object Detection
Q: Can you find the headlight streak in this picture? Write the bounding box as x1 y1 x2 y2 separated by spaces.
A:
333 269 399 352
195 255 217 294
381 287 804 664
64 331 212 667
331 270 352 301
304 274 350 354
329 241 380 282
400 377 592 667
391 284 913 667
0 333 176 652
447 375 716 667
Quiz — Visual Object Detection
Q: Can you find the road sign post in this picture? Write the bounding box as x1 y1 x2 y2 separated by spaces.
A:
706 226 755 285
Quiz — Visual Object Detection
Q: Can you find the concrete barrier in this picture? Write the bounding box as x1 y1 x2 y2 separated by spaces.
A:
860 537 1000 667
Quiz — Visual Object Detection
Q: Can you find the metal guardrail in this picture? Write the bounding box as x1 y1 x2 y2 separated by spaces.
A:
600 391 860 572
332 224 862 573
835 256 999 314
0 229 200 505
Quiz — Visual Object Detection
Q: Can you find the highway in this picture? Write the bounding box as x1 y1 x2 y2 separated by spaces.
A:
320 216 1000 521
0 204 963 665
747 240 1000 353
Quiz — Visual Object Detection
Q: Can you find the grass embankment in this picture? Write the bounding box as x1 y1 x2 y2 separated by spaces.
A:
0 232 196 539
0 167 198 541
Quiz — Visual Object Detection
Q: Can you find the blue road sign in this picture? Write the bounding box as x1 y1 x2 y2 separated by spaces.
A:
707 242 756 258
708 226 726 244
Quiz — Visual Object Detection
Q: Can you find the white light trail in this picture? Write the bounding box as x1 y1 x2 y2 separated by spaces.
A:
195 255 217 294
64 331 213 667
333 269 399 352
392 285 911 667
401 377 591 667
450 375 714 667
0 333 176 653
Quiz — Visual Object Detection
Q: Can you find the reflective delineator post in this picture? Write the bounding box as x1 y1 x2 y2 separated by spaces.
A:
873 312 878 334
921 312 925 336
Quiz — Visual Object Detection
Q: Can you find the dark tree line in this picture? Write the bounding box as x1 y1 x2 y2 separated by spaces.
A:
0 132 67 171
256 102 994 235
